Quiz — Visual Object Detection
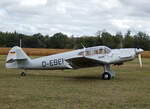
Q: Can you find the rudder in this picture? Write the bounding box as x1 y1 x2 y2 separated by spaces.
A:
6 46 31 69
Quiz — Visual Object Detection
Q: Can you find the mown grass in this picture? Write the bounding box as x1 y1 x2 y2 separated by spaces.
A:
0 47 150 58
0 55 150 109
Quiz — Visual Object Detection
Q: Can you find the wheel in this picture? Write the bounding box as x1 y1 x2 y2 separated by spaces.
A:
102 72 111 80
21 72 26 76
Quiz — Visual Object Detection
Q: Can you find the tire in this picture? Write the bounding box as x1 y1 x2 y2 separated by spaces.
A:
21 72 26 76
102 72 111 80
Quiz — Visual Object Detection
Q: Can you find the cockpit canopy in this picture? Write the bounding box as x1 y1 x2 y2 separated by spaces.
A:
78 46 111 56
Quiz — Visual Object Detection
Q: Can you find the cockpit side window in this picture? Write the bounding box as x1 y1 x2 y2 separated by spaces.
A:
93 50 98 55
98 49 103 54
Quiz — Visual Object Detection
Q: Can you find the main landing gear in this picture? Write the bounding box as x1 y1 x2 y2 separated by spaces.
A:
102 65 115 80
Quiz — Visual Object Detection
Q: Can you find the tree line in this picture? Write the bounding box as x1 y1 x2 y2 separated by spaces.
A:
0 31 150 50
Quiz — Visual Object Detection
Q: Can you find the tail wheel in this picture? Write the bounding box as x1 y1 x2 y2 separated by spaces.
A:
102 72 111 80
21 72 26 76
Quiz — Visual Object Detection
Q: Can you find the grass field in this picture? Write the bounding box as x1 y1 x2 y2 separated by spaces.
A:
0 47 150 58
0 55 150 109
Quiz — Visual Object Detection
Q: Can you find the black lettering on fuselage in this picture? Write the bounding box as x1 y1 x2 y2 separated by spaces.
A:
42 61 46 67
58 58 62 65
50 60 54 66
54 59 57 65
42 58 64 68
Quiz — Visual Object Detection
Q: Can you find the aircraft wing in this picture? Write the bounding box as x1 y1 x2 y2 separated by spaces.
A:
66 56 104 69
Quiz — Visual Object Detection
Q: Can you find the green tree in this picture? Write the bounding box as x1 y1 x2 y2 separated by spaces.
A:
134 32 150 50
101 32 116 48
123 30 134 48
50 33 69 49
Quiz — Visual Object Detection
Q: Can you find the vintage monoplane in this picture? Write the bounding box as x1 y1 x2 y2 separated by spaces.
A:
6 46 143 80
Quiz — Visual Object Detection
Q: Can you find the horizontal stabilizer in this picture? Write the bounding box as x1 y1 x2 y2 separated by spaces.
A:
6 58 27 63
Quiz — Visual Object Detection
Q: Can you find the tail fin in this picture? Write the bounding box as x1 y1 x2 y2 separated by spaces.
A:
6 46 31 69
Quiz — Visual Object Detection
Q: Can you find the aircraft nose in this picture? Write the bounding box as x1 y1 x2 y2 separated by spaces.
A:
135 48 144 54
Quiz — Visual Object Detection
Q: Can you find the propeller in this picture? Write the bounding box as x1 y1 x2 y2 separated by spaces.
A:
135 48 144 68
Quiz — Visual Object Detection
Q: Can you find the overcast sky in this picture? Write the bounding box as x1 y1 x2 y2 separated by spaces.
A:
0 0 150 36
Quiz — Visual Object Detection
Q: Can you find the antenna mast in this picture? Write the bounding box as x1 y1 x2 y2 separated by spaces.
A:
20 38 22 48
81 43 86 56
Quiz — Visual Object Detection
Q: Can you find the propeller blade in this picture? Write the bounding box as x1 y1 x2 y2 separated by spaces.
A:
138 54 142 68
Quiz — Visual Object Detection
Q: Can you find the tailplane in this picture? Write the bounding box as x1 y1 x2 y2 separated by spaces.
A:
6 46 31 69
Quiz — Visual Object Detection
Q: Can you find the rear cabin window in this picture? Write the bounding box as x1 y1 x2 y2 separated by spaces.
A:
93 50 98 55
85 51 91 56
79 52 84 55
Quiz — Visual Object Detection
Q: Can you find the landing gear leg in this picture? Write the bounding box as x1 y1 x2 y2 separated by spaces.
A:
102 65 115 80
